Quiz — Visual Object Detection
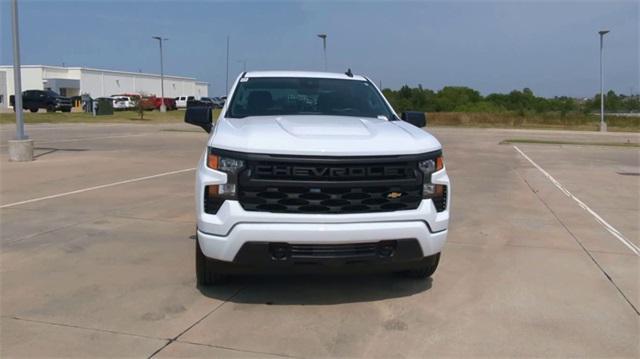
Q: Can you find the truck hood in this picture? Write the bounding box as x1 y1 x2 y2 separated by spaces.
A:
209 115 441 156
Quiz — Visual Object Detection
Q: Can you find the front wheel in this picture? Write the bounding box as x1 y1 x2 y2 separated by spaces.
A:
196 236 228 286
401 253 441 279
30 108 38 113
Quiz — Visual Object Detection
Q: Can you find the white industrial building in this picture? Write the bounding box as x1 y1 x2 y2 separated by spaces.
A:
0 65 208 110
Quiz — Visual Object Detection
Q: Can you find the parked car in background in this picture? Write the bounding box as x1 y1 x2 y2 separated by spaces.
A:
200 97 217 108
115 93 141 102
187 97 216 109
10 90 73 112
139 96 156 110
210 97 225 108
111 95 136 110
175 96 195 109
154 97 176 110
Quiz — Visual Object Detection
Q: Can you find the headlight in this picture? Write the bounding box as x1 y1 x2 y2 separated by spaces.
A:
207 151 244 195
204 150 245 214
419 155 447 212
418 156 443 175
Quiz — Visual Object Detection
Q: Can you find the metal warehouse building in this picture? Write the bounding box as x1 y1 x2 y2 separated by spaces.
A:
0 65 208 110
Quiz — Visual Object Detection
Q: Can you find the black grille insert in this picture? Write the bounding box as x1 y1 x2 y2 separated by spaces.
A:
239 184 422 214
288 242 390 259
235 154 432 214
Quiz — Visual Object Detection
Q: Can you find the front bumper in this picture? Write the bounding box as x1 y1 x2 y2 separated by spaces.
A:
200 238 441 274
198 220 447 263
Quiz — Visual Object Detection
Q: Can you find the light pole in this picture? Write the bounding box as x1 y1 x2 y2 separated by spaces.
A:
226 36 230 95
317 34 327 71
9 0 32 161
599 30 610 132
152 36 168 112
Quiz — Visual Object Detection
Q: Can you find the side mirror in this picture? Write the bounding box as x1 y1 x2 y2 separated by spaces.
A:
185 106 213 133
401 111 426 128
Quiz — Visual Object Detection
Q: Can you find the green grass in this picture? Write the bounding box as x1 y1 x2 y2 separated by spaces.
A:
427 112 640 132
500 138 640 148
0 109 222 124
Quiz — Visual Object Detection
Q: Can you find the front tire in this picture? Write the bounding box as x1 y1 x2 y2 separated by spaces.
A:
196 235 228 286
402 253 441 279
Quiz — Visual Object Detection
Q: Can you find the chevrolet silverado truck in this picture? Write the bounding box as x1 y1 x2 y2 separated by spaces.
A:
185 71 450 285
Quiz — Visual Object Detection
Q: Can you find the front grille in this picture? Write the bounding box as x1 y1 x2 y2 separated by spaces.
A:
237 157 423 214
238 184 422 214
289 242 384 259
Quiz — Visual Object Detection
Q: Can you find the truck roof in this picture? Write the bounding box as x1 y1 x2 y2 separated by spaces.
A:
243 71 366 81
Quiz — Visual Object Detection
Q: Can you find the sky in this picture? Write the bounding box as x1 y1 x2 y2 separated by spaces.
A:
0 0 638 98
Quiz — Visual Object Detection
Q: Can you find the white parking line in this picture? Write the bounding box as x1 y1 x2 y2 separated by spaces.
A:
0 168 196 209
514 145 640 256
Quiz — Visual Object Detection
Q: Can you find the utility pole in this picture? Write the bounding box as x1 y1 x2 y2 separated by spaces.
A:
599 30 610 132
152 36 168 112
317 34 327 71
8 0 32 162
226 36 230 95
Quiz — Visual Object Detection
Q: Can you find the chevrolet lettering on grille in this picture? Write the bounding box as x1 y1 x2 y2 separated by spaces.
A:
253 165 410 179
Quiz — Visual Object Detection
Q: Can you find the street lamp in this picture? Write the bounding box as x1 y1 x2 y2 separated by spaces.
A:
226 35 230 95
152 36 168 112
598 30 610 132
8 0 32 162
317 33 327 71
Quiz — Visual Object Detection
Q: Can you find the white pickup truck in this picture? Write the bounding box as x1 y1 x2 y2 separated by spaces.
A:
175 96 195 109
185 71 450 285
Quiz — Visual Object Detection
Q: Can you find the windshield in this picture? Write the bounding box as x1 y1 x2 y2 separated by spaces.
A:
227 77 393 119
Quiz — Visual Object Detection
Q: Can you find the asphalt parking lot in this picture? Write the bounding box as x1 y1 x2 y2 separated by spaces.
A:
1 123 638 358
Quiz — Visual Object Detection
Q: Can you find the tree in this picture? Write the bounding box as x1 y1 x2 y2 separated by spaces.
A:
136 97 144 120
605 90 621 112
434 87 481 111
378 84 637 115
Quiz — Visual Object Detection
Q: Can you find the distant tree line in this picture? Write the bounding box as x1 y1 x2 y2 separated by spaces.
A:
382 85 640 116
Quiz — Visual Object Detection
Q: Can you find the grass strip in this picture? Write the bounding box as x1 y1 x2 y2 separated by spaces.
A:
428 112 639 132
0 109 222 124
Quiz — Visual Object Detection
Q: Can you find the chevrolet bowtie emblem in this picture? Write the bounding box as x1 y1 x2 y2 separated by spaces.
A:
387 192 403 199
